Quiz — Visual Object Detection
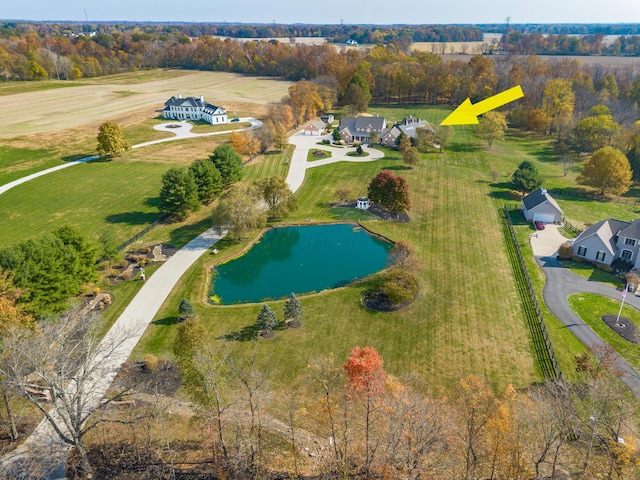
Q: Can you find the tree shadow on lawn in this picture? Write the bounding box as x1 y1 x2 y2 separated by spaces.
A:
382 165 412 171
547 187 606 203
448 142 483 153
219 320 288 342
152 316 181 326
106 211 160 225
168 216 223 250
62 153 96 162
487 183 522 202
531 144 557 162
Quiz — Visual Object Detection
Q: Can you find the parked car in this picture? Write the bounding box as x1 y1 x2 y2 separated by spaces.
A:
534 221 545 230
230 118 240 122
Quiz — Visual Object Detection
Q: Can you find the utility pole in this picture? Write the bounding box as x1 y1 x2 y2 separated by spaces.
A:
504 16 511 54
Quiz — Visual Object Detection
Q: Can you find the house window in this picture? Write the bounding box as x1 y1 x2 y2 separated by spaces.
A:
577 246 587 257
596 251 606 262
625 238 636 246
622 249 633 261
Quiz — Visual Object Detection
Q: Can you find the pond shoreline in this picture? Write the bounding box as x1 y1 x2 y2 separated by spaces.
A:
206 222 394 306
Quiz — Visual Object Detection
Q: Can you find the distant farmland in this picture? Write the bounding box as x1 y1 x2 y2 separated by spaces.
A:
0 71 292 137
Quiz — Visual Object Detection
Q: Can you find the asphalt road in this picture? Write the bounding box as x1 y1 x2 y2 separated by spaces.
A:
537 254 640 399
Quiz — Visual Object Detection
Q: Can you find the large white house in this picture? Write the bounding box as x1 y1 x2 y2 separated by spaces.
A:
163 95 228 125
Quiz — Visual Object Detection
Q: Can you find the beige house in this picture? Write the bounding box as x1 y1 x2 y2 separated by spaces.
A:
303 120 326 136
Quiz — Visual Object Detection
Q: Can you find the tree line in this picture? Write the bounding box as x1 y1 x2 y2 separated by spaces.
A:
503 31 640 57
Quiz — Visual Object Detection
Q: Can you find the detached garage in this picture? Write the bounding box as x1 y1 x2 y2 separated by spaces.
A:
522 188 563 223
303 120 326 136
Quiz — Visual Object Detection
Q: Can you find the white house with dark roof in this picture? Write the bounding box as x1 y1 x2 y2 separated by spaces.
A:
339 116 386 143
572 218 640 267
163 95 228 125
521 188 563 224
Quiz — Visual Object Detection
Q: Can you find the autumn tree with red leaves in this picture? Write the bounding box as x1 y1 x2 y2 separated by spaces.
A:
343 346 386 476
367 170 411 214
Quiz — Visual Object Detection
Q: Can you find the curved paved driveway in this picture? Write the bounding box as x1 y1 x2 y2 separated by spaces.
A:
531 226 640 399
0 123 388 478
0 118 262 197
285 132 385 192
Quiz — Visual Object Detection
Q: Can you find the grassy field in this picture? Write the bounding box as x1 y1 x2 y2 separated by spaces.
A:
136 106 543 396
0 70 292 137
2 87 633 399
569 293 640 371
0 130 243 247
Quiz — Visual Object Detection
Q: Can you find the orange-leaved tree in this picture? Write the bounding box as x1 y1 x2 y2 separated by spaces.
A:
343 346 386 476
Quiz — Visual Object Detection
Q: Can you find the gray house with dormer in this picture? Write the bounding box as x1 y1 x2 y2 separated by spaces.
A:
521 188 563 223
339 116 386 143
571 218 640 267
380 117 435 147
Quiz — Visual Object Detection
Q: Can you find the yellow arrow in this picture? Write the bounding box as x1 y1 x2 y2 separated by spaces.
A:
439 85 525 126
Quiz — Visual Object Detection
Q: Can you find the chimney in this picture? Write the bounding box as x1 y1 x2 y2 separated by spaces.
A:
541 188 547 195
178 94 182 99
200 95 204 102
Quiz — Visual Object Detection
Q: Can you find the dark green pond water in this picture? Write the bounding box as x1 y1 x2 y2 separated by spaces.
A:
210 224 392 304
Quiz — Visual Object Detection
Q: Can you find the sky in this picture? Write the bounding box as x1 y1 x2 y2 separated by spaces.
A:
4 0 640 25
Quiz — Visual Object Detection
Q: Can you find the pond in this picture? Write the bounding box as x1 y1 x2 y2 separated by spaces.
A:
210 223 393 304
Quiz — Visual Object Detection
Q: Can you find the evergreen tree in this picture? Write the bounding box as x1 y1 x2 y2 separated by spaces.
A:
178 298 195 319
284 293 302 324
159 167 200 219
511 160 544 194
210 144 244 186
256 304 278 332
188 158 223 204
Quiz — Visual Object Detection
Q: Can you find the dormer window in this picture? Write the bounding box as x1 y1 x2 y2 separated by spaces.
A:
625 238 636 246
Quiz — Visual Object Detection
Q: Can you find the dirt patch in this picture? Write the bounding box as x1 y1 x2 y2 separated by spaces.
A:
111 360 182 398
602 314 639 343
332 202 410 222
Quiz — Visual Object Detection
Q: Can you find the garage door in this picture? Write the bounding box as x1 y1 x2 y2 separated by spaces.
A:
533 212 556 223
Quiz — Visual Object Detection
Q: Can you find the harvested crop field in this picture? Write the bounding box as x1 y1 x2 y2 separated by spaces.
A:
440 53 640 67
0 70 292 136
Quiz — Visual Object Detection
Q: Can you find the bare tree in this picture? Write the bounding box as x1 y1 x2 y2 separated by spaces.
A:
527 380 576 479
0 309 140 478
381 379 446 478
228 354 270 478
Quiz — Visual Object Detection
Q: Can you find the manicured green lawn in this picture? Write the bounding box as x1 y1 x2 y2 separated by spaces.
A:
0 159 167 246
7 98 636 399
569 293 640 371
559 260 624 289
0 145 67 186
487 129 640 226
307 148 332 161
137 106 542 396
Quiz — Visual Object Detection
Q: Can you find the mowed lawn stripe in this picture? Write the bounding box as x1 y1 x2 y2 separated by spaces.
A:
143 128 538 394
0 160 169 246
